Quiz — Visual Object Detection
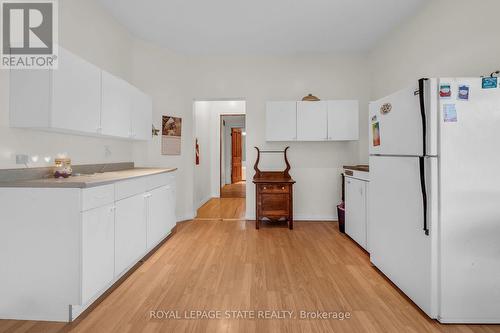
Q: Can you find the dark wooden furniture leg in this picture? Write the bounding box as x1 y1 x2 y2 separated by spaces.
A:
289 187 293 230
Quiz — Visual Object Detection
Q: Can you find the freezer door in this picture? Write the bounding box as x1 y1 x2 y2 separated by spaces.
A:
369 155 437 318
369 79 438 156
439 77 500 322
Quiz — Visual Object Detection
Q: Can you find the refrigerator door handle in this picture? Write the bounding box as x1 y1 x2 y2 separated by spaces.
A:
417 78 429 157
419 156 430 236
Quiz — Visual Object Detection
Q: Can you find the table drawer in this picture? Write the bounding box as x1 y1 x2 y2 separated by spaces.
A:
258 184 290 194
81 184 115 211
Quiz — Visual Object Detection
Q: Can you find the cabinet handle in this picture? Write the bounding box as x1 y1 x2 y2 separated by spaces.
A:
263 186 267 190
281 187 285 190
144 193 152 198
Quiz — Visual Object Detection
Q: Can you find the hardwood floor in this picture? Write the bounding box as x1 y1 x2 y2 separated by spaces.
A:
220 181 246 198
1 200 499 332
196 197 246 220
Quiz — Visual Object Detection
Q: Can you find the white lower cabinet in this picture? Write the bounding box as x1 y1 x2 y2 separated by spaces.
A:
114 193 147 276
345 176 368 250
147 185 175 249
81 204 115 304
0 171 176 322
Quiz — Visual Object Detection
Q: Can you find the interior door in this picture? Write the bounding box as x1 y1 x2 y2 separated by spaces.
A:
231 128 242 183
51 47 101 134
345 177 367 249
369 155 435 317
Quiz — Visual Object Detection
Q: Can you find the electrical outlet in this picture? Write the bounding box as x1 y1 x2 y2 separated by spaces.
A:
104 145 112 158
16 154 29 165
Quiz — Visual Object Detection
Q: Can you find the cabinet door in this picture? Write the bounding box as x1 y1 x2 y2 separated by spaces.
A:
327 100 359 141
266 101 297 141
345 177 367 249
9 69 51 128
297 101 328 140
130 87 152 141
101 71 132 138
51 48 101 134
81 204 115 304
147 185 175 249
115 194 147 276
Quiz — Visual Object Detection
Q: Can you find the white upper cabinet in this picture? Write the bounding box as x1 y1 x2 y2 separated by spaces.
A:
101 71 133 138
130 87 153 141
10 47 101 134
9 47 152 141
52 48 101 134
265 99 359 142
297 101 328 141
327 100 359 141
266 101 297 141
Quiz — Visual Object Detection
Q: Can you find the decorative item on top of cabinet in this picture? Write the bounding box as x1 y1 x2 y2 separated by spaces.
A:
253 147 295 230
302 94 320 101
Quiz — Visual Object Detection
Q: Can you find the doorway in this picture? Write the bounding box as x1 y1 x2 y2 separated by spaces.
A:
220 115 246 198
192 100 246 220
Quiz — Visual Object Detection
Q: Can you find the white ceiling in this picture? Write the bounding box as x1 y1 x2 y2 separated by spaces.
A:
97 0 427 55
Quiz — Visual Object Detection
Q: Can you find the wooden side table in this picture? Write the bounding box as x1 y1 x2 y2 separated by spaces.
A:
253 147 295 230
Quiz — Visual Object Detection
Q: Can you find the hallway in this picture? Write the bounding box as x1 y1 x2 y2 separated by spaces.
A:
196 197 246 220
220 181 246 198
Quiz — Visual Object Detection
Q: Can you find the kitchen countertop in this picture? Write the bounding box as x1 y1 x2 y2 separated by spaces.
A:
0 168 177 189
343 165 369 172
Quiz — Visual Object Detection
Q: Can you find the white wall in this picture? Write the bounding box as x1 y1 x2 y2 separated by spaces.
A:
10 0 496 222
0 0 134 169
129 38 193 220
187 55 370 220
370 0 500 100
193 102 212 209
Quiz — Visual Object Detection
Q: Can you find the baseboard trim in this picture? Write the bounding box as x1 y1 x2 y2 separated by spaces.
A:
195 196 212 210
244 214 338 222
176 212 195 222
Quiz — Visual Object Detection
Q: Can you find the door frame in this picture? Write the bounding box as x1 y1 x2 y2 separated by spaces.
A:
220 114 246 193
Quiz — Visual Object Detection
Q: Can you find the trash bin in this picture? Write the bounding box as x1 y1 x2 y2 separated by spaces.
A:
337 202 345 233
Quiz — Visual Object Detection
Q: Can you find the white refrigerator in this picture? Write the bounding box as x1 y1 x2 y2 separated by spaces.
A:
369 77 500 323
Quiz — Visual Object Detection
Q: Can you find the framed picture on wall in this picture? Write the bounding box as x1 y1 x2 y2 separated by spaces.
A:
162 116 182 155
